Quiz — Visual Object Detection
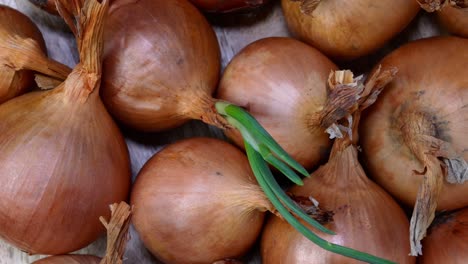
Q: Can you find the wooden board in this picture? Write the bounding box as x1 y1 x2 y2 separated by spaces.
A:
0 0 444 263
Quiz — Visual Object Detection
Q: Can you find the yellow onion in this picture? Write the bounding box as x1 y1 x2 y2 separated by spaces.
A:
419 208 468 264
281 0 420 60
189 0 270 12
131 137 274 264
101 0 222 132
217 37 336 170
261 70 414 264
0 0 130 255
360 36 468 255
0 4 70 104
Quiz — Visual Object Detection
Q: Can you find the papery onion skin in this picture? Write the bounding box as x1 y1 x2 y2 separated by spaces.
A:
101 0 221 131
360 36 468 210
0 5 46 104
0 89 130 254
437 6 468 37
419 208 468 264
189 0 269 12
280 0 420 60
218 37 335 169
131 138 270 264
34 255 101 264
261 145 415 264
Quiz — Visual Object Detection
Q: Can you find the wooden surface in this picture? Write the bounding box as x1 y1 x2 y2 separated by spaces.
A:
0 0 443 263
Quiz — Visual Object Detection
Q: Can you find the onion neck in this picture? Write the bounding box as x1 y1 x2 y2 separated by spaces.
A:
418 0 468 12
57 0 108 101
185 94 231 130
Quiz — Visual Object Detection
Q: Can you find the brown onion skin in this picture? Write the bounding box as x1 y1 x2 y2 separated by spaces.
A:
101 0 221 131
0 87 130 254
418 208 468 264
281 0 420 60
34 255 101 264
360 37 468 210
261 145 414 264
218 37 335 169
131 138 268 264
0 5 46 104
189 0 269 13
437 6 468 37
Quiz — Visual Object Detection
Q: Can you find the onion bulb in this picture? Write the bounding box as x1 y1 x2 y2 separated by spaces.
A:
0 0 130 255
280 0 420 60
261 69 414 264
218 37 336 170
189 0 270 12
131 137 274 264
419 208 468 264
33 202 132 264
360 36 468 255
0 4 70 104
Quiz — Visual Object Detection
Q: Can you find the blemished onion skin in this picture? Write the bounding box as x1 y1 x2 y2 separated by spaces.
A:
280 0 420 60
261 145 415 264
0 5 46 103
437 6 468 37
101 0 221 131
131 138 271 264
189 0 269 12
0 0 130 255
218 37 335 169
34 255 101 264
419 208 468 264
360 37 468 210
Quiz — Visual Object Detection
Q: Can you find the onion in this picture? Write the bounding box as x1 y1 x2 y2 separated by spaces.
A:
419 208 468 263
0 4 70 104
33 202 132 264
218 37 336 170
131 137 274 264
261 69 413 264
189 0 270 12
280 0 420 60
360 36 468 255
0 0 130 255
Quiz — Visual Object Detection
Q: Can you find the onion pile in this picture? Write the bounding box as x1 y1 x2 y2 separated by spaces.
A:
189 0 270 12
418 208 468 264
360 36 468 255
0 0 130 255
131 137 274 263
261 69 413 264
101 0 345 256
0 4 70 104
280 0 420 60
217 37 335 170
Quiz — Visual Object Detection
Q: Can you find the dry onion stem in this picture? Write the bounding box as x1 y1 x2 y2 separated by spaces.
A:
99 202 132 264
417 0 467 11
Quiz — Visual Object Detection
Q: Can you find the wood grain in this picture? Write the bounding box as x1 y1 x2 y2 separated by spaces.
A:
0 0 443 263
